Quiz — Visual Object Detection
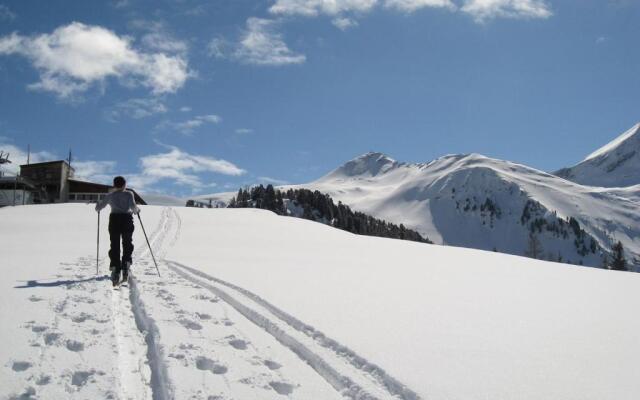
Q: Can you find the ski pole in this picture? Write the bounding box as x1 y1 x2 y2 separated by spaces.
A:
137 213 161 277
96 211 100 275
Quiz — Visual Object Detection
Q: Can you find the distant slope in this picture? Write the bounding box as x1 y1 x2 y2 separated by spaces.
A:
555 122 640 187
199 151 640 268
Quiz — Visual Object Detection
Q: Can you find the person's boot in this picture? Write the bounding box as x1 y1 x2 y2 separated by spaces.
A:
122 261 130 283
111 267 120 287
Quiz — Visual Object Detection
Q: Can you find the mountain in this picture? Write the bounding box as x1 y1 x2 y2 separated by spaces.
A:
555 122 640 187
198 151 640 268
3 204 640 400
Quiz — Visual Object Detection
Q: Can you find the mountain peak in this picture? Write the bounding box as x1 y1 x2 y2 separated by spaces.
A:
554 122 640 187
321 152 399 180
583 122 640 162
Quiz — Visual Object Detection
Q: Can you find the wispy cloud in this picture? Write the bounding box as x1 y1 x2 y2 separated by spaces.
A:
159 114 223 135
235 128 253 134
460 0 552 22
385 0 456 12
179 106 192 112
269 0 549 26
105 98 168 121
270 0 378 16
332 17 359 30
0 22 191 99
129 145 246 190
211 18 306 66
0 141 57 176
0 4 15 20
72 160 117 183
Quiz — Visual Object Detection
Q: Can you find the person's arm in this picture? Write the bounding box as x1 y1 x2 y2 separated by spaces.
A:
129 191 141 215
95 193 109 212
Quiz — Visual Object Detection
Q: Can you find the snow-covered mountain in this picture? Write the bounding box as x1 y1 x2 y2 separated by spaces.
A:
200 151 640 268
3 204 640 400
555 122 640 187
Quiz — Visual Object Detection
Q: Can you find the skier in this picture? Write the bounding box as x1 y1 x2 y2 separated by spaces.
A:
95 176 141 286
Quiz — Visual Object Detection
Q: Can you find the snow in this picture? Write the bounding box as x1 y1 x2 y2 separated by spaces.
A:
584 122 640 161
199 152 640 268
555 122 640 187
2 203 640 400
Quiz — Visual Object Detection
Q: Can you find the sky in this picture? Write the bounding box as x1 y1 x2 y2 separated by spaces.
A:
0 0 638 197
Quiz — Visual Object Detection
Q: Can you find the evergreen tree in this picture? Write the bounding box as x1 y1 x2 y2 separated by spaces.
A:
610 241 627 271
525 232 543 259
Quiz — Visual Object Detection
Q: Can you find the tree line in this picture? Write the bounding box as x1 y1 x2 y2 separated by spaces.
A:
228 185 432 244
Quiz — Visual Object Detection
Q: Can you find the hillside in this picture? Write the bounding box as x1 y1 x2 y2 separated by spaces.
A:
2 204 640 400
555 122 640 187
200 152 640 268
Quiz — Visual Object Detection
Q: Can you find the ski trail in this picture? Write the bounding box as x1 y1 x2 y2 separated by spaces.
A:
112 207 175 400
167 261 422 400
111 281 153 400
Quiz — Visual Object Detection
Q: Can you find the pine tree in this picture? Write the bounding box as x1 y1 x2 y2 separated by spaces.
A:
610 241 627 271
525 232 543 259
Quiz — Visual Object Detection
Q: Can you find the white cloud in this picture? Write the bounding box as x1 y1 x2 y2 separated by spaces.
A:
207 37 230 59
332 17 359 30
235 128 253 134
105 98 167 121
130 146 245 190
179 106 192 112
141 32 188 54
596 36 607 45
270 0 378 16
385 0 456 12
234 18 306 66
0 142 57 176
460 0 552 22
0 22 191 99
269 0 549 25
72 160 117 183
0 4 15 20
160 114 223 135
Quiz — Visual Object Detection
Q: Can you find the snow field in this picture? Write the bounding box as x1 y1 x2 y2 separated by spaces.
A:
2 204 640 400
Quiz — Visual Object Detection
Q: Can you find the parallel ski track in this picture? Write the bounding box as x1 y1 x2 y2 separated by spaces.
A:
167 260 422 400
115 207 176 400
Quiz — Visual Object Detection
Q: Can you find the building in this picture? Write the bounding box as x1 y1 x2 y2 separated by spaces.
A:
0 160 146 206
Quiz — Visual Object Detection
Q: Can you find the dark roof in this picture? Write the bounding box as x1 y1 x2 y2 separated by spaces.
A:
68 179 147 205
20 160 73 169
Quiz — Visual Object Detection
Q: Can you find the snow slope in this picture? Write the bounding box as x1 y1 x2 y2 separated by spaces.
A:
199 152 640 268
555 122 640 187
2 204 640 400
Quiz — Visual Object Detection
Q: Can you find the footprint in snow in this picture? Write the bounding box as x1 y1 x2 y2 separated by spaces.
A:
179 319 202 330
66 340 84 352
269 381 295 395
44 333 60 346
71 370 94 387
228 339 248 350
195 357 228 375
263 360 282 370
8 386 36 400
11 361 32 372
35 375 51 386
28 295 44 302
196 312 211 320
31 325 47 333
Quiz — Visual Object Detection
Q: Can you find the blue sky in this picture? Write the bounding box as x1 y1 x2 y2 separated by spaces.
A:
0 0 638 196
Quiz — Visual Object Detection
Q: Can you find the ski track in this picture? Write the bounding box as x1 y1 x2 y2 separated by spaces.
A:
130 207 340 399
167 260 422 400
9 206 418 399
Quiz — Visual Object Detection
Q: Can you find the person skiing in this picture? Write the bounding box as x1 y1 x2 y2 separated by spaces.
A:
95 176 140 286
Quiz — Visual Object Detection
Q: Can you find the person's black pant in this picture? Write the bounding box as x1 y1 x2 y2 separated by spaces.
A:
108 213 134 273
